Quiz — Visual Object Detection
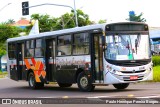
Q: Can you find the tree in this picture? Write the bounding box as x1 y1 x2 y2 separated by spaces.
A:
127 12 146 22
98 19 107 24
28 9 92 33
57 12 75 29
5 19 15 24
31 14 58 32
72 9 92 26
0 23 22 56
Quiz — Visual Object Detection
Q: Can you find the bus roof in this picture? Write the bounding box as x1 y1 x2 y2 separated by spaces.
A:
7 23 106 42
7 22 147 43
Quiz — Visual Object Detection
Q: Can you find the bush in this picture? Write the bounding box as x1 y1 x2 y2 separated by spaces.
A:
152 56 160 66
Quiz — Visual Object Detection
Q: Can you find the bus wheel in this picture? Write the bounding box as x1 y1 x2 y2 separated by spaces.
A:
77 72 95 92
58 83 72 87
28 72 44 89
113 83 129 90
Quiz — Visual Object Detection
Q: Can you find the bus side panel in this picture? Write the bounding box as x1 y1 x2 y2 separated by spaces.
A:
55 55 91 83
24 58 47 83
8 59 18 81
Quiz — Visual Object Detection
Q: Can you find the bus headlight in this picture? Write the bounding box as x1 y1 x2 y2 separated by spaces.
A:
112 69 121 75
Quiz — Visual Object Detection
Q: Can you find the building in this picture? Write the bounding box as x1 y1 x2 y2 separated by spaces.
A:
13 18 31 29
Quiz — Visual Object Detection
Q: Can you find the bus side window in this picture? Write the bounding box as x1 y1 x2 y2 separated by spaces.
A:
25 40 34 58
57 35 71 56
35 39 44 57
73 33 89 55
8 43 16 59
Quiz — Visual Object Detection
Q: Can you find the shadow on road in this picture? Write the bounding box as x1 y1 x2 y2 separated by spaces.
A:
12 85 147 93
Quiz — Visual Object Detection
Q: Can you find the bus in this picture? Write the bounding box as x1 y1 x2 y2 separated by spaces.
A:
7 22 153 92
150 37 160 55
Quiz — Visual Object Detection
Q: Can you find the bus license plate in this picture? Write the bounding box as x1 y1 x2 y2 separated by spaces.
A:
130 76 138 80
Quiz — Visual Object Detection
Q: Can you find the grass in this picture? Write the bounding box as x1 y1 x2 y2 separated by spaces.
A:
153 66 160 82
152 55 160 66
0 71 8 78
152 55 160 82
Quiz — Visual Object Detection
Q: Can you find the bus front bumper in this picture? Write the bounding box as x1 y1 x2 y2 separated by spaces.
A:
104 69 153 84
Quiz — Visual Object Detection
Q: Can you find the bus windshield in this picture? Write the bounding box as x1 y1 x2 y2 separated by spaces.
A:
105 34 150 60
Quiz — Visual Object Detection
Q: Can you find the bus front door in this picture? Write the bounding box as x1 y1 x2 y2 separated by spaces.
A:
45 39 56 82
92 33 103 83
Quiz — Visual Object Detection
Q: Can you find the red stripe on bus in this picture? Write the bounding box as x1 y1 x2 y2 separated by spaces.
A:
31 58 36 66
24 59 31 69
39 62 43 70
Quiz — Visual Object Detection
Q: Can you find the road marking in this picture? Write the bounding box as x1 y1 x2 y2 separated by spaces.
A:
37 97 57 98
136 95 160 98
87 95 116 98
38 96 69 98
62 96 69 98
128 94 134 97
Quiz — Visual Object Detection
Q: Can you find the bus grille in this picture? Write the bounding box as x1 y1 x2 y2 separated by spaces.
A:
107 59 151 67
117 62 149 67
121 70 145 74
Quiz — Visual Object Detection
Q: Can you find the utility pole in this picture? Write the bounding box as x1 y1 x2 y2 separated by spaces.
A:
73 0 78 27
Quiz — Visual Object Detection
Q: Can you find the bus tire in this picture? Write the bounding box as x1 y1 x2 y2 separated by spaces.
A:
77 72 95 92
58 83 72 87
113 83 129 90
28 72 44 89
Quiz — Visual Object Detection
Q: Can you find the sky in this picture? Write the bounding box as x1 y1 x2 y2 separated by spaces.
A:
0 0 160 27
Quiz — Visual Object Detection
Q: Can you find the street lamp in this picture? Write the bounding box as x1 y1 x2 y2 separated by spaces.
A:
0 3 12 12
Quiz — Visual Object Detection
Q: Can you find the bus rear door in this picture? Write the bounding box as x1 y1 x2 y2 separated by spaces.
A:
45 39 56 82
16 43 26 80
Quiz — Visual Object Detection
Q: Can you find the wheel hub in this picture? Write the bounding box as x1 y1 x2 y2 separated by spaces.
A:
29 76 34 87
80 76 88 88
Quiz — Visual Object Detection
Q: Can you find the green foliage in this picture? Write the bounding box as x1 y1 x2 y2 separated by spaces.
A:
98 19 107 24
72 9 92 26
152 56 160 66
0 71 8 78
58 12 75 29
127 12 146 22
31 14 54 32
153 66 160 82
5 19 15 24
152 56 160 82
0 71 7 74
0 23 22 56
29 9 92 33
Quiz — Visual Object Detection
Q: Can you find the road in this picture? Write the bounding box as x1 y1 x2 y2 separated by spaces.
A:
0 78 160 106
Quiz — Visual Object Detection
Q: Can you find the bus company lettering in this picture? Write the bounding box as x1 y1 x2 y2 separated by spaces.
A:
56 57 86 66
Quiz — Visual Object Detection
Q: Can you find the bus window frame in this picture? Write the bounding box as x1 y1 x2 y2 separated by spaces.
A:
57 34 72 56
8 42 16 60
56 32 91 57
35 38 45 58
24 38 45 58
72 32 90 55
